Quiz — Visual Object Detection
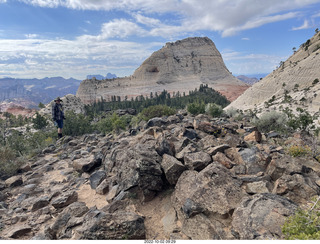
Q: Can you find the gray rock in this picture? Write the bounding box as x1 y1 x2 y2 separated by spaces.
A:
31 196 50 212
76 209 145 240
5 175 23 187
89 171 106 189
95 179 110 195
231 193 297 240
239 147 269 174
51 191 78 209
184 151 212 171
161 154 186 185
146 117 167 128
173 163 244 216
207 144 230 156
182 128 198 140
245 181 270 194
7 225 32 238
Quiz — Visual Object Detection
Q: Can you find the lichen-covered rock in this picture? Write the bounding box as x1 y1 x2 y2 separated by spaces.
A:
161 154 186 185
75 208 145 240
183 151 212 171
104 138 163 202
231 193 297 240
51 191 78 209
89 171 106 189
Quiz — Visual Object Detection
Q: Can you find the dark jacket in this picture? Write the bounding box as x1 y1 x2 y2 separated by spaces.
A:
52 103 65 121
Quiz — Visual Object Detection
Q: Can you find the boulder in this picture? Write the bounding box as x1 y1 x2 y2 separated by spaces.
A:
172 163 245 239
245 181 270 194
76 209 145 240
31 196 50 212
196 122 220 134
207 144 231 156
51 191 78 209
239 147 270 174
95 179 110 195
7 225 32 238
173 163 244 216
89 171 106 189
46 201 89 239
213 152 233 169
231 193 297 240
161 154 187 185
244 130 262 143
73 154 101 173
104 139 164 202
5 175 23 187
155 135 175 157
272 173 320 204
184 151 212 171
146 117 167 128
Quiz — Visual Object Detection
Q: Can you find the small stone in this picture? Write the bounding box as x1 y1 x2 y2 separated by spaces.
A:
89 171 106 189
5 175 23 187
244 131 262 143
51 191 78 209
7 225 32 238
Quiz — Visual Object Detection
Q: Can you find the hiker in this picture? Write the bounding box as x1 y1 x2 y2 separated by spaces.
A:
52 97 65 139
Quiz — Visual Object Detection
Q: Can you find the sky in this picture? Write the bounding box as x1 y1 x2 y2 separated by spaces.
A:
0 0 320 80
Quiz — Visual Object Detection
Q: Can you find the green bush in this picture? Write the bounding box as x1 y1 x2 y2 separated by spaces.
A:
287 108 315 132
282 196 320 240
63 111 93 136
187 102 205 115
32 112 48 130
139 105 176 121
95 113 129 134
205 103 223 117
252 111 289 133
287 145 312 157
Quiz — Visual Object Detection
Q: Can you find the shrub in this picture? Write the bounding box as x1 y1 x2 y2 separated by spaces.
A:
63 111 93 136
312 78 319 86
252 111 289 133
287 108 315 132
282 196 320 240
224 107 238 118
187 102 205 115
32 112 48 130
139 105 176 121
287 145 312 157
95 113 129 134
205 103 223 117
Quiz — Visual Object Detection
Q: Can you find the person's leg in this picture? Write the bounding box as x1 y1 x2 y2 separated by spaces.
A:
57 120 63 138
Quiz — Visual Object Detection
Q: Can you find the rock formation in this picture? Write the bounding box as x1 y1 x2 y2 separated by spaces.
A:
76 37 249 104
227 32 320 115
39 94 85 116
1 111 320 240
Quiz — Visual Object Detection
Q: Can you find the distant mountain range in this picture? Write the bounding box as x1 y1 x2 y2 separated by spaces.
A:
86 73 117 80
236 75 261 85
0 77 81 109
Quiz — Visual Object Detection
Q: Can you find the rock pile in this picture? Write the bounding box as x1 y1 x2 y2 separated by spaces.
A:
1 111 320 240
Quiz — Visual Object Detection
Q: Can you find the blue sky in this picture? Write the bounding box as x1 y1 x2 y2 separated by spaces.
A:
0 0 320 80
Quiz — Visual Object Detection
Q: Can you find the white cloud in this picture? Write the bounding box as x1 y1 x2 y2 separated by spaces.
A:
0 0 7 3
0 36 162 79
99 19 147 39
292 19 311 30
133 13 161 27
242 38 250 41
25 34 39 39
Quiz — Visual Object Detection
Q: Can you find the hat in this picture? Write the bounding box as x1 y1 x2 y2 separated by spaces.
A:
54 97 62 102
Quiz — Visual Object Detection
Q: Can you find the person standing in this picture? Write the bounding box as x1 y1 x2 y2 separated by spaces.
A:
52 97 65 139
